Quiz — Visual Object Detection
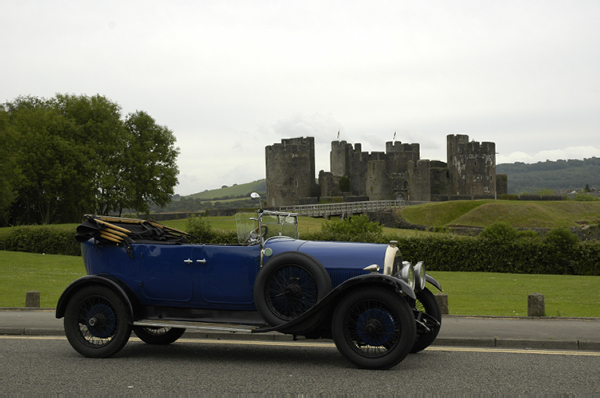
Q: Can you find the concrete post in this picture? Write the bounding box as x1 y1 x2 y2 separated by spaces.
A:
26 291 40 308
435 293 449 315
528 293 545 317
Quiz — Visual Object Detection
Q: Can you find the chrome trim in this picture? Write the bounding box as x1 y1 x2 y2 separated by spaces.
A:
383 244 400 276
133 320 256 333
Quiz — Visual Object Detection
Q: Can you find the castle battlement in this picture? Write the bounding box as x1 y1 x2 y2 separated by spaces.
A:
266 134 505 206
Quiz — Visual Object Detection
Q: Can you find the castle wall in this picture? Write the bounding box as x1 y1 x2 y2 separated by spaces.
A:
447 134 496 197
265 137 317 207
407 160 432 201
366 160 391 200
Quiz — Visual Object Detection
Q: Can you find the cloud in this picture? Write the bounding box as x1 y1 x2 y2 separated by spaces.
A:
497 146 600 164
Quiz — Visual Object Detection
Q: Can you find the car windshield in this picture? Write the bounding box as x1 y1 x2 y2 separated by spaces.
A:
235 210 299 245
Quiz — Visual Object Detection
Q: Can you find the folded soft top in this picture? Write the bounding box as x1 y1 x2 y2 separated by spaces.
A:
76 215 195 256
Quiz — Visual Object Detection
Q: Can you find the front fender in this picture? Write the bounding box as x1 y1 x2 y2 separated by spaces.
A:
426 274 442 292
55 274 143 321
253 273 415 334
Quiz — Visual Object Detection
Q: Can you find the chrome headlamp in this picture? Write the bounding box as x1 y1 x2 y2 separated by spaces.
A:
397 261 415 290
414 261 426 291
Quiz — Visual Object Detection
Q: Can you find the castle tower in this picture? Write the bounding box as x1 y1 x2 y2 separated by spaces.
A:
447 134 496 197
330 141 352 177
265 137 317 207
366 159 391 200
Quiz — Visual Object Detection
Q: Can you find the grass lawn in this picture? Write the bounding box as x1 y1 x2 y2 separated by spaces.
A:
1 250 598 317
0 251 86 308
429 271 600 317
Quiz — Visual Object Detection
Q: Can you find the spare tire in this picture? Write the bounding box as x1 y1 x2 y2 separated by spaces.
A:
254 252 332 332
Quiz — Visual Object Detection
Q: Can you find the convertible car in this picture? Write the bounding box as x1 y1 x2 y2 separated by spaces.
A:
56 193 442 370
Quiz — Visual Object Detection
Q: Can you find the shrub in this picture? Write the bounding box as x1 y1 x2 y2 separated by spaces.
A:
3 226 81 256
544 227 578 248
573 193 600 201
186 214 214 242
516 229 538 239
479 222 518 244
323 214 382 235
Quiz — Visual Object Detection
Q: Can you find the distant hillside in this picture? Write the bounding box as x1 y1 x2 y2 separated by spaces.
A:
497 157 600 194
151 180 266 212
181 180 266 200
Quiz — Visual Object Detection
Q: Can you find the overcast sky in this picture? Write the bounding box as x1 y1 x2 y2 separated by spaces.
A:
3 0 599 195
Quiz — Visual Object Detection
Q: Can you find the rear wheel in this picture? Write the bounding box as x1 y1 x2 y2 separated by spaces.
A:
133 327 186 345
332 288 416 370
64 285 131 358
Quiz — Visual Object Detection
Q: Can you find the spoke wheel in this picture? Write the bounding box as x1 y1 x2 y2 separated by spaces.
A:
332 288 416 370
265 264 318 320
133 326 186 345
411 288 442 353
254 252 331 334
64 285 131 358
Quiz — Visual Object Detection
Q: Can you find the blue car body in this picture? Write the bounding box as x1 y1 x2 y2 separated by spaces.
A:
56 208 442 369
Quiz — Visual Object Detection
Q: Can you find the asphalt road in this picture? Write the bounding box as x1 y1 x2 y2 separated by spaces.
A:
2 336 599 395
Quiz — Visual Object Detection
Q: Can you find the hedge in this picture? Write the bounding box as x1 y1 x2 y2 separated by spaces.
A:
1 226 81 256
2 224 599 276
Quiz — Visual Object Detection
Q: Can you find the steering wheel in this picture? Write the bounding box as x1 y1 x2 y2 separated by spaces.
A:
243 225 269 245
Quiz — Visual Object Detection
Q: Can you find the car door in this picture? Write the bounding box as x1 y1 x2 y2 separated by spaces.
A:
141 244 193 302
193 244 261 306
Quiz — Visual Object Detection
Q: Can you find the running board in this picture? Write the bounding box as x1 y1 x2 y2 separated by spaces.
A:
133 319 259 334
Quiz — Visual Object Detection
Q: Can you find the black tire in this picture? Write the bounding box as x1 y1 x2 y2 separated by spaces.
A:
133 327 186 345
411 288 442 353
332 288 416 370
254 252 332 331
64 285 132 358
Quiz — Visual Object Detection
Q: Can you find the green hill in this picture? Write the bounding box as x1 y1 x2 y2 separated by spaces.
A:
183 180 266 200
400 200 600 228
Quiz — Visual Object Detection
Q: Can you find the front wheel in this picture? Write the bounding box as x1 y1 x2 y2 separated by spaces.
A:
133 327 186 345
411 288 442 353
332 288 416 370
63 285 131 358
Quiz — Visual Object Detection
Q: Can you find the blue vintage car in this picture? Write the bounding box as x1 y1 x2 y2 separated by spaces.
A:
56 194 442 370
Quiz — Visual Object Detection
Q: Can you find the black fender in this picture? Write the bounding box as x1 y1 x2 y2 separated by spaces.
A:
426 274 442 292
55 274 143 321
253 273 415 334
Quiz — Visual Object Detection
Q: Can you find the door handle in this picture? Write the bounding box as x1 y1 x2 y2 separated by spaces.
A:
184 259 193 264
196 259 207 264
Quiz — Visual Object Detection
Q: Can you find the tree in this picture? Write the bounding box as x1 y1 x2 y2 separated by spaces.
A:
123 111 179 216
0 107 21 226
7 98 92 224
52 94 129 215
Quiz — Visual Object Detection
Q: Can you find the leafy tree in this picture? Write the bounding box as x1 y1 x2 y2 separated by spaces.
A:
124 111 179 216
52 94 129 215
0 108 21 226
2 95 180 224
7 99 91 224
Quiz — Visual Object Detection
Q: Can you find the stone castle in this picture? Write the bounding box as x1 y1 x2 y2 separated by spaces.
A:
265 135 508 207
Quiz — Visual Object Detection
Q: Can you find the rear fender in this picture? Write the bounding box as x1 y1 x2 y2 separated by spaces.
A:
55 274 143 321
254 273 414 334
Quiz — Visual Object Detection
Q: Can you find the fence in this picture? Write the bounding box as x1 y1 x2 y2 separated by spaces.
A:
277 200 429 218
